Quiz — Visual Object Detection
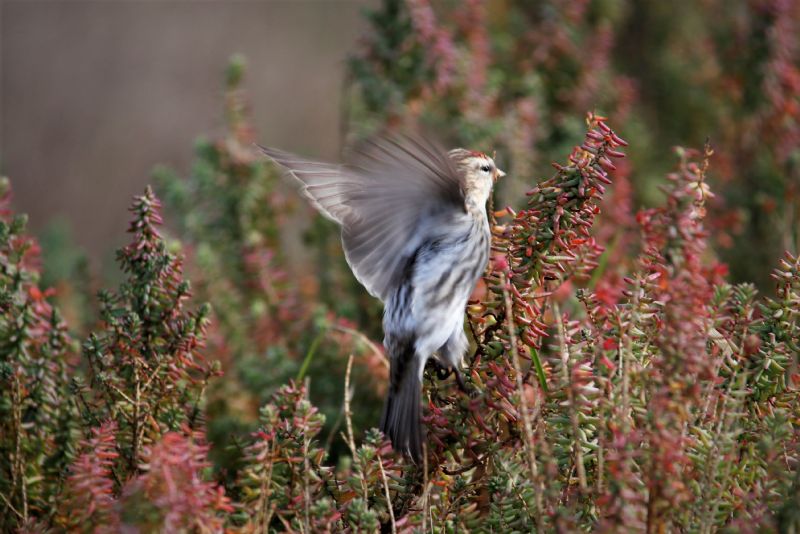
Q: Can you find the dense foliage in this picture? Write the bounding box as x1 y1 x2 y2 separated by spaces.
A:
2 0 799 532
348 0 799 287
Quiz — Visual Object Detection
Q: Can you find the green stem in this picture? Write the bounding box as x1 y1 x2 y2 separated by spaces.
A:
296 328 327 382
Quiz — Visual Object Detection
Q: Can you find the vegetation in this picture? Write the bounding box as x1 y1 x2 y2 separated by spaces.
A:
1 0 798 531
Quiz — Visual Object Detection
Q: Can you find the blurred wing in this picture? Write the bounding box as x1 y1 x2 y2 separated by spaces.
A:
258 132 465 300
254 146 354 224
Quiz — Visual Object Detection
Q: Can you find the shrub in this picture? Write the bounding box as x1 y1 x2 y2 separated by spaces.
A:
1 108 799 533
0 178 77 531
74 186 218 473
0 182 230 532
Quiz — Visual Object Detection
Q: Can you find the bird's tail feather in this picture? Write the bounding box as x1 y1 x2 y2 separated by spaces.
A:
380 348 423 462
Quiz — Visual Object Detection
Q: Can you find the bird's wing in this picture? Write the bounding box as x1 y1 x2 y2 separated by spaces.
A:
258 132 466 300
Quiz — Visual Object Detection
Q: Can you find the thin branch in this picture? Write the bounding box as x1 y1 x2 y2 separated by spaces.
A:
343 354 357 456
421 444 430 534
342 354 368 504
377 455 397 534
105 380 136 406
140 360 166 394
501 273 545 530
554 302 588 494
0 491 22 520
11 372 28 521
330 324 389 369
302 386 311 534
130 360 142 471
302 435 311 533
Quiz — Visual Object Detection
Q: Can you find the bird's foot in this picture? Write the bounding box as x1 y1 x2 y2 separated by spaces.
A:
431 361 472 395
453 368 470 394
434 361 453 381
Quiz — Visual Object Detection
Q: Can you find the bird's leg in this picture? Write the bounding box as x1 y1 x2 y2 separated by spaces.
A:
453 368 469 394
431 359 472 395
424 358 451 382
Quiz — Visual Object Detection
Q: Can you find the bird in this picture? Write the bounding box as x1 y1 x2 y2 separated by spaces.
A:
258 132 504 461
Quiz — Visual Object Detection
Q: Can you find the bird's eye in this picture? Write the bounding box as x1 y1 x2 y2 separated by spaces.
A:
480 165 492 172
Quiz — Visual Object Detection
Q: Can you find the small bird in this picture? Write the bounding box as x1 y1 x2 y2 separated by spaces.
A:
259 132 504 461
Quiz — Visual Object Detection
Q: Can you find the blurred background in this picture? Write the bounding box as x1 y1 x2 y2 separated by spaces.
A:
1 0 798 470
2 0 372 268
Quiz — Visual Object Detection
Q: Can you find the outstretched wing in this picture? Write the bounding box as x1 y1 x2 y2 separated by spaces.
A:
258 132 466 301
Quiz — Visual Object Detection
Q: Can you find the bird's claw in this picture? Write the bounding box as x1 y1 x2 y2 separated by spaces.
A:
435 362 452 381
431 361 471 395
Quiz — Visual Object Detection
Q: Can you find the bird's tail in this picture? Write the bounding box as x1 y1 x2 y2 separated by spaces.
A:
380 341 423 462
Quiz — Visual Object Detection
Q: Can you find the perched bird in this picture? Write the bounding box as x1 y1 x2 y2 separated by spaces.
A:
259 132 504 461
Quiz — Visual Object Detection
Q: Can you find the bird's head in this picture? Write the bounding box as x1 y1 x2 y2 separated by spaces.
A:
448 148 505 210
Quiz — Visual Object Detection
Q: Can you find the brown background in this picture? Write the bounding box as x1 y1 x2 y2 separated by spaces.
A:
1 0 372 263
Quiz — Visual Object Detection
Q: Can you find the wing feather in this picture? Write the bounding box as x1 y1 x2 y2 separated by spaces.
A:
258 132 465 300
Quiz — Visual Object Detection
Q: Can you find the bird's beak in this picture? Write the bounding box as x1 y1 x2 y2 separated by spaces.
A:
494 168 506 182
